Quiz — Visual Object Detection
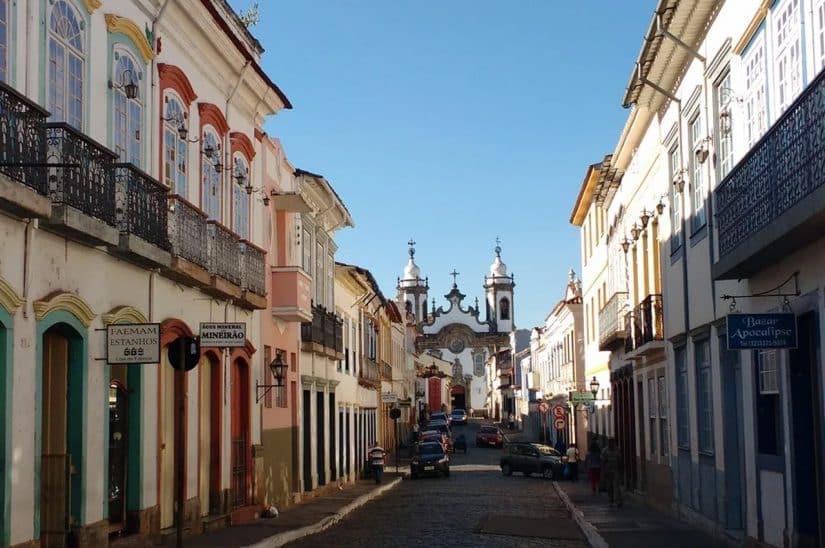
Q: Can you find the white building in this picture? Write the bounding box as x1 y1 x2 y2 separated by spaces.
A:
0 1 288 545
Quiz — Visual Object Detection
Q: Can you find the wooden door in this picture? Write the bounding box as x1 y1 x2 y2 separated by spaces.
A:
41 331 69 548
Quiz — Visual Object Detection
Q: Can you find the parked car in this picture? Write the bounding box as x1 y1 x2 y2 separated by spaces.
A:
450 409 468 425
476 426 503 448
420 430 450 453
500 442 563 479
429 412 448 423
410 441 450 479
427 420 451 437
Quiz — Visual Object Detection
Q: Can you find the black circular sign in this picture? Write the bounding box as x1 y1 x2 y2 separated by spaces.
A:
390 407 401 420
168 336 200 372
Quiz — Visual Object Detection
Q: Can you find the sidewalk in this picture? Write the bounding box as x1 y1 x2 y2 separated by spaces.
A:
554 478 733 548
144 473 402 548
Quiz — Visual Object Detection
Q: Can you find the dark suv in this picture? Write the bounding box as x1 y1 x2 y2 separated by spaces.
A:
411 441 450 478
500 442 563 479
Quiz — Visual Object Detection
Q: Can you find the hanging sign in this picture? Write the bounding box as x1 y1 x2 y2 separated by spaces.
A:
381 392 398 404
106 323 161 364
571 391 595 403
199 322 246 347
727 313 797 350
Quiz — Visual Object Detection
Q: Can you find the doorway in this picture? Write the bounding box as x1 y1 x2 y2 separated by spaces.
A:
230 358 250 509
720 334 745 532
450 385 466 410
789 311 822 547
40 325 83 548
108 379 129 532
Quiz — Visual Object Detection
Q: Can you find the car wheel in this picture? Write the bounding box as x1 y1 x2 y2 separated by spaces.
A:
542 467 554 480
502 463 512 476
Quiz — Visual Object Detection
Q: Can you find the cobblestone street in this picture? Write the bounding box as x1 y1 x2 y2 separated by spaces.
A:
287 421 587 548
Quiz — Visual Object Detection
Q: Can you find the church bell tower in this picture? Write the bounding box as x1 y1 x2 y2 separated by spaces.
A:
397 239 429 323
484 240 515 332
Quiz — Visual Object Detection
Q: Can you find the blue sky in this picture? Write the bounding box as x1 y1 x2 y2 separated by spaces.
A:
230 0 655 329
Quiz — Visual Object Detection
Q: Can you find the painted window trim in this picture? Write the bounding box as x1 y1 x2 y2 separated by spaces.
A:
110 46 144 166
45 0 88 129
161 90 189 197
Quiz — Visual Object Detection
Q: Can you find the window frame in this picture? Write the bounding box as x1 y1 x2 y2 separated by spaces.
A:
231 153 250 239
162 92 188 196
675 345 690 450
201 128 222 221
111 48 142 166
0 0 9 83
694 338 714 455
713 71 735 181
668 144 683 253
47 0 86 128
688 112 706 232
815 0 825 73
743 31 768 148
772 0 803 115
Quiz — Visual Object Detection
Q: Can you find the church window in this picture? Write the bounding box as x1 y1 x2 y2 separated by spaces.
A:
499 297 510 320
405 300 413 315
422 299 428 318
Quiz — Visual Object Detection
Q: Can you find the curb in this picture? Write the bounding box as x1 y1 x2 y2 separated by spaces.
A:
553 481 609 548
245 477 403 548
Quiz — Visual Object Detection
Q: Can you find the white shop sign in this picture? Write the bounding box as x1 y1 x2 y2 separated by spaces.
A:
199 322 246 347
381 392 398 404
106 323 161 364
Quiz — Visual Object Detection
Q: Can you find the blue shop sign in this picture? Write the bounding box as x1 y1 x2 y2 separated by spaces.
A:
727 313 798 350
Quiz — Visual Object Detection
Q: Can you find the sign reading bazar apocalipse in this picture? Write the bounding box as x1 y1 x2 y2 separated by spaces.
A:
106 323 161 364
727 313 797 350
199 322 247 347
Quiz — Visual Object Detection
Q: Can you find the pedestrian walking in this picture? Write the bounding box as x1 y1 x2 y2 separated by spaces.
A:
368 441 386 484
554 437 566 455
601 438 622 507
565 443 580 481
584 442 602 494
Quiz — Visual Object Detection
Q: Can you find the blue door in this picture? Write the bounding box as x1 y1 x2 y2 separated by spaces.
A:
720 334 745 531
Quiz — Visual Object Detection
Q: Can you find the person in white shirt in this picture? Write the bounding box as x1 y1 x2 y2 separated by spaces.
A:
368 442 386 484
566 443 580 481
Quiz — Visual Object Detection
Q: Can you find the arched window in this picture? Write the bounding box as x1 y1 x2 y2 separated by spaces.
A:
499 297 510 320
232 154 249 239
112 50 142 165
163 94 187 196
48 0 84 128
201 129 221 221
0 0 9 82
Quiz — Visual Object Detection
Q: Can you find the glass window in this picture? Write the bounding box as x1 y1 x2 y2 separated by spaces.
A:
755 350 782 455
695 339 713 453
163 95 187 196
658 375 668 457
714 72 734 180
774 0 803 114
499 297 510 320
327 252 334 309
48 0 85 128
744 33 768 147
232 155 249 239
649 378 657 458
758 350 779 394
302 227 312 274
0 0 8 82
689 114 706 231
815 0 825 73
201 130 221 221
675 346 689 449
112 51 141 165
669 145 683 251
315 240 324 306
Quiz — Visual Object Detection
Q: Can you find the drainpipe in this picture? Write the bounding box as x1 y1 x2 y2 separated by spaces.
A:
150 0 173 179
22 219 38 319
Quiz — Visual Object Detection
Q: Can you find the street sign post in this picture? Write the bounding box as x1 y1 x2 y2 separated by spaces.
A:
390 406 401 473
199 322 247 347
106 323 160 364
553 417 566 431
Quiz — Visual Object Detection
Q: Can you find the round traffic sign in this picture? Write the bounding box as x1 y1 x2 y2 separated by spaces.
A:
168 336 200 372
539 402 549 413
553 417 566 430
552 405 565 418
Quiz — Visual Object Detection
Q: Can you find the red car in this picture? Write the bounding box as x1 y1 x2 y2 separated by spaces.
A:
420 430 451 453
475 426 503 448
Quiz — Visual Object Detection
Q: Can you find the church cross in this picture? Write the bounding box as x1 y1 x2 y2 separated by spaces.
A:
407 238 416 258
450 269 460 286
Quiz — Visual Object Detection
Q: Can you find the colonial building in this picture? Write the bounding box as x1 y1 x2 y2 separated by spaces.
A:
404 243 513 417
0 1 289 546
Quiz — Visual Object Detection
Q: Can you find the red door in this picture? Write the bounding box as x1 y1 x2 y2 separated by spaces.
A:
428 377 442 412
231 358 250 508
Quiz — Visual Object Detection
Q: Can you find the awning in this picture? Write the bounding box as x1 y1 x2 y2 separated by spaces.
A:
270 192 312 213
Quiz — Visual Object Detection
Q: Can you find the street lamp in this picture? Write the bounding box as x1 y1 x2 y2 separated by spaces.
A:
256 351 287 402
589 376 600 398
110 69 139 100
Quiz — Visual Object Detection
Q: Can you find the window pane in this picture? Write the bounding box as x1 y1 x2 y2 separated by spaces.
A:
695 340 713 453
675 347 689 448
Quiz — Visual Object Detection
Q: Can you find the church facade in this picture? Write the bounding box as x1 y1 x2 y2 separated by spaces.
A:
397 242 514 415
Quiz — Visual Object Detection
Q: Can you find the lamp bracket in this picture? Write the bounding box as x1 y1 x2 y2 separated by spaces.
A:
255 380 283 403
720 271 800 303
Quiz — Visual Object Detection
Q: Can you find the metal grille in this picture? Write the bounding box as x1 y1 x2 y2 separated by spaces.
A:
0 80 49 192
300 305 343 353
598 292 628 348
114 163 170 249
240 241 266 296
207 222 242 285
46 123 117 225
168 195 208 267
231 437 247 508
715 66 825 257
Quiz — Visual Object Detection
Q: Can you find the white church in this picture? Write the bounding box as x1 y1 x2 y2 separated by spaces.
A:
397 241 514 415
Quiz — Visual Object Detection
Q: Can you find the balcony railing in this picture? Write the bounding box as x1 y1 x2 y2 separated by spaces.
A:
626 294 664 353
300 304 343 354
715 66 825 261
168 195 209 269
379 361 392 381
624 311 634 354
360 358 380 383
46 123 117 225
0 81 49 193
239 241 266 296
599 292 628 351
113 164 169 249
207 221 242 286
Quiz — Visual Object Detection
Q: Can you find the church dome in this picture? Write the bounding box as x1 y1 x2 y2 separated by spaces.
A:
403 257 421 280
489 245 508 277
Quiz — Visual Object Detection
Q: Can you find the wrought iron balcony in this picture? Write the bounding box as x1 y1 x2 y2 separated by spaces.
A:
167 195 209 269
113 164 170 250
379 361 392 381
598 292 628 351
207 221 242 286
360 358 381 384
624 311 634 354
625 294 664 355
0 80 49 194
46 123 117 226
300 304 343 356
239 241 266 296
713 67 825 280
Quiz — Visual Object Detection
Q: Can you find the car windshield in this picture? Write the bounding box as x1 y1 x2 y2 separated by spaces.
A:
451 410 464 415
480 427 498 434
535 445 561 456
418 443 444 456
